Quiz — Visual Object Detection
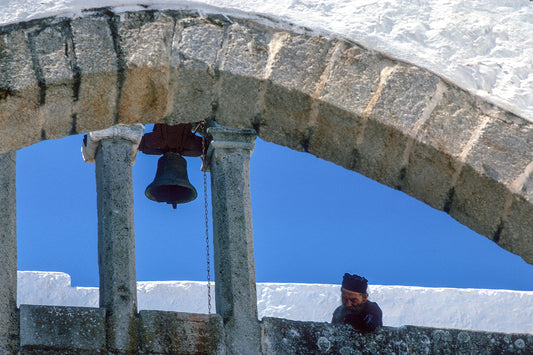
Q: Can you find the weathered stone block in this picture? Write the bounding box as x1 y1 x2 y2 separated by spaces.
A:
448 164 507 239
19 305 105 353
260 31 333 146
262 317 533 354
216 74 263 129
119 12 175 123
466 115 533 186
71 15 117 132
0 30 41 152
30 25 71 83
29 23 76 139
139 311 225 354
0 87 41 153
71 15 116 75
307 102 365 170
402 141 456 210
355 119 408 189
318 43 382 116
169 18 224 123
216 20 270 128
419 86 487 158
267 32 332 95
219 20 270 77
172 18 224 69
120 11 175 67
499 196 533 265
523 164 533 203
0 30 36 90
369 64 442 133
261 83 313 152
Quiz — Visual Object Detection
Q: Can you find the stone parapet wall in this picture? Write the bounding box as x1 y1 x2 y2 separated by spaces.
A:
20 304 106 354
19 305 225 354
15 306 533 354
262 317 533 355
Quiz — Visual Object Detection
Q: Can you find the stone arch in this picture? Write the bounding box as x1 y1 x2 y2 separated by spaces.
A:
1 8 532 264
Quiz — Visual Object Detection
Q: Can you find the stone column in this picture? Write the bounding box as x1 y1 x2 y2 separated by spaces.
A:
205 126 260 354
82 124 144 353
0 151 18 354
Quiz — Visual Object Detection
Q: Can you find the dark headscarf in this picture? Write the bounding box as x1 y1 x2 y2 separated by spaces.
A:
342 273 368 293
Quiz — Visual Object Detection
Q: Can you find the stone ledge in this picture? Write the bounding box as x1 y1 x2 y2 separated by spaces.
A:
139 310 225 355
262 317 533 354
19 304 106 354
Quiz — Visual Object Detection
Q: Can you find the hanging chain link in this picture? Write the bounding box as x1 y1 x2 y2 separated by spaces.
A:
200 120 212 314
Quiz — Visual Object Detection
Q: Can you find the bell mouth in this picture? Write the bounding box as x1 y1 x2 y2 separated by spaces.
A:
146 184 197 206
145 153 198 208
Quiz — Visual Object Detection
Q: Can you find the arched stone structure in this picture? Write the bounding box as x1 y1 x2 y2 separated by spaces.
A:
1 8 532 264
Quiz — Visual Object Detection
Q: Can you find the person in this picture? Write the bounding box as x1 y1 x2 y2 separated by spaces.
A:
331 273 383 332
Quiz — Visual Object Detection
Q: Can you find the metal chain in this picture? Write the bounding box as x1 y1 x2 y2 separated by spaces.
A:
200 120 212 314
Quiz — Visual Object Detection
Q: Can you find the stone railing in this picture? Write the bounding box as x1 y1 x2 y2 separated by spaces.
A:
18 306 533 354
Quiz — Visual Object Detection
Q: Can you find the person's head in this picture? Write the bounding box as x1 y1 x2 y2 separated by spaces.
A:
341 273 369 308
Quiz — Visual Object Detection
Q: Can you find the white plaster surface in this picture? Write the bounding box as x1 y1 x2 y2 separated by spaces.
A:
1 0 532 122
18 271 533 335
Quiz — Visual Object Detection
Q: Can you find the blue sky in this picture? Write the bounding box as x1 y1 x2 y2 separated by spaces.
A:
16 128 533 291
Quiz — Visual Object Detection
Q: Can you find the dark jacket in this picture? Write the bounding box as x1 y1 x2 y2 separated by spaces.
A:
331 301 383 332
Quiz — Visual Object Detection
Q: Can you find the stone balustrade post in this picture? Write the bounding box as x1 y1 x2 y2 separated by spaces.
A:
0 151 18 354
205 125 260 354
82 124 144 353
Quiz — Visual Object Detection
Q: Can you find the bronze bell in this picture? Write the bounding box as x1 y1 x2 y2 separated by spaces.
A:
145 152 198 209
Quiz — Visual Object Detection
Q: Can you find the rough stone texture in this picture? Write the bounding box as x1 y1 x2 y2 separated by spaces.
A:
467 115 533 188
19 304 106 354
169 16 225 124
262 317 533 354
403 86 489 210
28 22 75 140
118 11 176 124
499 196 533 263
0 30 41 150
139 311 225 354
369 64 443 133
95 138 138 353
0 6 531 268
307 102 365 172
261 32 334 152
207 126 261 354
216 19 270 129
0 151 17 355
318 43 384 116
356 119 410 190
449 164 508 240
419 86 487 159
71 15 118 133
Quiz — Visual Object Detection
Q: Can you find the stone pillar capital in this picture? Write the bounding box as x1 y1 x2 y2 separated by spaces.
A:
207 125 257 143
203 126 257 172
81 124 144 164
